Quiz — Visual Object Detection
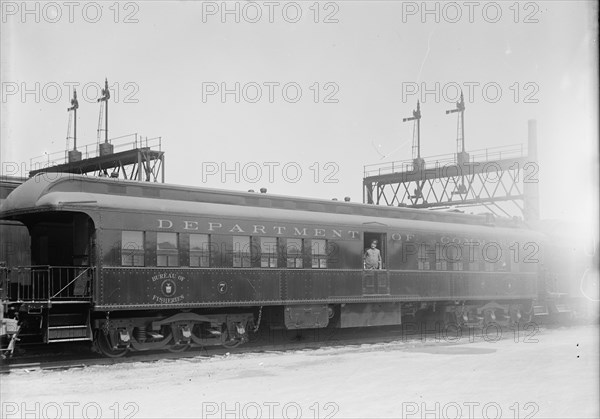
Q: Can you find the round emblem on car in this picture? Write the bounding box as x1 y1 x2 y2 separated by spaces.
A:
161 279 177 297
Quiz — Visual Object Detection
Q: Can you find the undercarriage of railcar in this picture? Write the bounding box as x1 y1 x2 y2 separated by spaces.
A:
2 281 536 359
93 309 256 357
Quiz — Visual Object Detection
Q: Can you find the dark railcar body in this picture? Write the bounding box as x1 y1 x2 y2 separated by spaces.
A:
0 176 30 302
1 173 544 355
0 177 30 268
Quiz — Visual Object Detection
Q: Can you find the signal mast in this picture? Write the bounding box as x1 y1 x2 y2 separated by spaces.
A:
97 78 113 156
403 100 424 199
67 89 81 162
403 100 424 170
446 91 468 195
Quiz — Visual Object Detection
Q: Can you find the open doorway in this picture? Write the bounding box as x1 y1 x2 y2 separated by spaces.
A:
363 232 386 270
27 211 95 299
362 232 389 295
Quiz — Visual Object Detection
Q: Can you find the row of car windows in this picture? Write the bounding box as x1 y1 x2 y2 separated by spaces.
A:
120 231 516 272
121 231 327 268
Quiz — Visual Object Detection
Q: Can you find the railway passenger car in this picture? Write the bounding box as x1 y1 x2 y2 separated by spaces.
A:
1 173 542 356
0 176 30 271
1 176 29 357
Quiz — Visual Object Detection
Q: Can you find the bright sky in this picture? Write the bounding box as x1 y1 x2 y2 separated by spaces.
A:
1 1 597 227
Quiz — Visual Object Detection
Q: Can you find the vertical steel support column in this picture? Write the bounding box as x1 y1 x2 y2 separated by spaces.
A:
524 119 540 221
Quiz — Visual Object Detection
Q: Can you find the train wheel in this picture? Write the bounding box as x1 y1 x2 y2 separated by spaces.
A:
95 330 128 358
222 338 242 349
167 343 191 353
221 322 246 349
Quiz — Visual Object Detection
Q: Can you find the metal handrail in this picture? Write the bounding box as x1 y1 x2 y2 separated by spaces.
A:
364 144 527 177
14 266 93 301
29 134 163 170
50 267 91 299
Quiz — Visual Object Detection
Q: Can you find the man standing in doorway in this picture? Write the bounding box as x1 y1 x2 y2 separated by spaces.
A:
364 240 382 269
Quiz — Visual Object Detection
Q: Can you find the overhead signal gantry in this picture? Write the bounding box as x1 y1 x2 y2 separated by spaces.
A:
29 78 165 183
363 96 539 221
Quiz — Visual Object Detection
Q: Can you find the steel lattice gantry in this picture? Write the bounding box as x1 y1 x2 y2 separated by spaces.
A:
364 154 538 218
362 120 540 221
29 147 165 183
29 79 165 184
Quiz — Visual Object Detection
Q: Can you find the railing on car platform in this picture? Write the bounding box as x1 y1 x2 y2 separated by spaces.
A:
12 266 93 301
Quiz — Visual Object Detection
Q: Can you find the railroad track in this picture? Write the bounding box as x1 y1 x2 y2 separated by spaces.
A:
1 321 544 373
